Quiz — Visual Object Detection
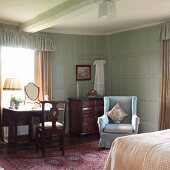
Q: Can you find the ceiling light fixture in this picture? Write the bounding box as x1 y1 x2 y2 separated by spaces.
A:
98 0 119 19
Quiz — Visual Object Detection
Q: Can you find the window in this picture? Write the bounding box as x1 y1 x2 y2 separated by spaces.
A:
1 47 34 107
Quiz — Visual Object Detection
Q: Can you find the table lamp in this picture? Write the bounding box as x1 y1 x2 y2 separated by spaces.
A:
3 78 22 108
3 78 21 90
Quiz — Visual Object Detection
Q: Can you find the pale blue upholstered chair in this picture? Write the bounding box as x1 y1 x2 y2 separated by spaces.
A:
97 96 140 148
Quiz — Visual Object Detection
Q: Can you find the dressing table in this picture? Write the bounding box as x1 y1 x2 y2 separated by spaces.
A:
2 82 44 147
2 107 43 147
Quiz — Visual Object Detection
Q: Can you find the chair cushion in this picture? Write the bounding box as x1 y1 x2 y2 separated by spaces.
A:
103 124 133 134
107 103 128 124
38 121 63 129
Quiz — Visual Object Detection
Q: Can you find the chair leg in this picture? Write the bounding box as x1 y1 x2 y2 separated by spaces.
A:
28 115 33 142
35 129 38 153
41 134 45 158
42 150 45 158
62 143 64 156
60 134 64 156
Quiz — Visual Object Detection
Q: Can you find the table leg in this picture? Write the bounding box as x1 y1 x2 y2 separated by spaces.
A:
8 113 14 147
29 115 33 141
13 113 17 146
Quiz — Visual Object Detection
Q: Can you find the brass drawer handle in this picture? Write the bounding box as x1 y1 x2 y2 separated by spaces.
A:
82 108 93 111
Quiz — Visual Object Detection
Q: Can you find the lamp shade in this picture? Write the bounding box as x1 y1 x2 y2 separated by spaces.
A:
3 78 21 90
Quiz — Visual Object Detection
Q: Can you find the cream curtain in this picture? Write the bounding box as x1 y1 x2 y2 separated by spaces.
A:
35 51 53 101
159 23 170 129
159 40 170 130
0 48 2 142
160 23 170 41
0 24 56 51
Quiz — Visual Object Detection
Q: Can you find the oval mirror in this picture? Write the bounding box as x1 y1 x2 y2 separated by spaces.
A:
24 82 39 101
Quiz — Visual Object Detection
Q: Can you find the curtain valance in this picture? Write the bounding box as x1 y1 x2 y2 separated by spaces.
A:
160 23 170 41
0 24 56 51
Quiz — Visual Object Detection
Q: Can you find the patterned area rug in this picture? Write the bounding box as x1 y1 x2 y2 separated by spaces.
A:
0 141 109 170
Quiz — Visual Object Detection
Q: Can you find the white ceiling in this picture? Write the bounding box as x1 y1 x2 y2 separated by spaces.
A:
0 0 170 35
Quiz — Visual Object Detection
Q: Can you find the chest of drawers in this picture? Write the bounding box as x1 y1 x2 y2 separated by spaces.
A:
68 98 104 135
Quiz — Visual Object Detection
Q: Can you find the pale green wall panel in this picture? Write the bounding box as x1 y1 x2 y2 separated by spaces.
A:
52 34 106 99
52 34 106 133
111 79 121 95
53 34 106 133
77 36 86 56
106 25 161 133
111 58 121 76
85 36 96 55
124 79 137 96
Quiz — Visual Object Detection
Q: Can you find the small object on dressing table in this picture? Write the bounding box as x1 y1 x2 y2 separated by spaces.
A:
87 90 97 98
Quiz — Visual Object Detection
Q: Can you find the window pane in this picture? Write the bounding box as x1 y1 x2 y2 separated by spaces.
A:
1 47 34 107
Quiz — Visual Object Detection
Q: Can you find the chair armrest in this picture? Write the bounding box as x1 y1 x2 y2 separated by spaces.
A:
97 114 109 133
132 115 140 134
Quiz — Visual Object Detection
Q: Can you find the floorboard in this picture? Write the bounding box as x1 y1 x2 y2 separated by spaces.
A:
0 133 100 156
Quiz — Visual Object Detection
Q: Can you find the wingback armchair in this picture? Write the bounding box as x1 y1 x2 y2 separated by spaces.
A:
97 96 140 148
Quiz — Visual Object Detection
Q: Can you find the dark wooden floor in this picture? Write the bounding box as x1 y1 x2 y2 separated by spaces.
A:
0 133 100 156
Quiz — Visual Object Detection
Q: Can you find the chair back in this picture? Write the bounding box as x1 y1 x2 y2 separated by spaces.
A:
41 100 67 131
104 96 137 124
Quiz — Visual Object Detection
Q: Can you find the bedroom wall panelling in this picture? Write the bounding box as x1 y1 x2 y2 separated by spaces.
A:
52 34 106 133
106 26 161 133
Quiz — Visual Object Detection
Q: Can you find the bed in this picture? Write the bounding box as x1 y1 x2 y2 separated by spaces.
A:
104 129 170 170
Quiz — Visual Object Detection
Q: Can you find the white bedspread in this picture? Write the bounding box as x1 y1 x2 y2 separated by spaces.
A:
104 129 170 170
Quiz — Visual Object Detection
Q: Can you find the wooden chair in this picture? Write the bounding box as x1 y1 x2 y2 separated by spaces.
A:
35 100 67 158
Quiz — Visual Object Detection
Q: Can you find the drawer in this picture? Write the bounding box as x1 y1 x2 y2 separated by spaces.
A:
82 108 95 115
95 106 104 112
16 112 30 125
82 101 95 108
82 117 97 125
81 125 98 133
95 100 104 106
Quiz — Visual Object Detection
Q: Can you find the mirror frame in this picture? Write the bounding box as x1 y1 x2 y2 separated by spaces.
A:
24 82 39 101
